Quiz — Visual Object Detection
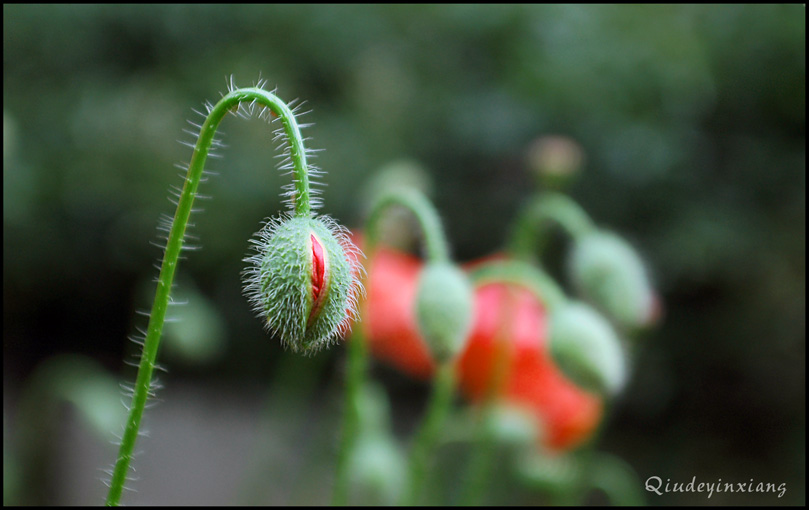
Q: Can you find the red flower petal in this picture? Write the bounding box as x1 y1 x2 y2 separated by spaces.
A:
456 275 603 451
363 246 436 380
308 233 328 325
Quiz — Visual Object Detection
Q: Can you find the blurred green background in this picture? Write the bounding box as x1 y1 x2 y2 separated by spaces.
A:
3 4 804 506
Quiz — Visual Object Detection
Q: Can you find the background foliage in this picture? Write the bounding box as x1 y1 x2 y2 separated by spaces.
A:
3 4 805 505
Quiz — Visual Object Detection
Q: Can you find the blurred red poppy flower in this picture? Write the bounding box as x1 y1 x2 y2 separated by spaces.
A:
354 239 602 450
456 282 603 451
356 238 436 380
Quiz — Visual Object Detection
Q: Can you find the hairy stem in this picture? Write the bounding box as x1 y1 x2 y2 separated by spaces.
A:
106 87 312 506
365 188 449 263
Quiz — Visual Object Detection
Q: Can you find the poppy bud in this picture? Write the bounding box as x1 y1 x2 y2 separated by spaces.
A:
569 231 657 330
415 261 474 364
347 432 406 505
549 302 626 396
527 135 585 191
483 404 540 448
517 450 582 495
243 214 362 354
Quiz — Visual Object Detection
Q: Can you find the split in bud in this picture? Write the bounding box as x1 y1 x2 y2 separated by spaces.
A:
414 261 474 364
242 214 363 354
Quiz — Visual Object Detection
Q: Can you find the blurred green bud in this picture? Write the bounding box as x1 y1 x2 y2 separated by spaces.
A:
62 373 128 441
484 404 540 448
163 279 226 365
517 449 582 495
570 231 658 330
415 261 474 363
36 354 127 442
550 302 627 396
347 432 406 505
527 136 585 191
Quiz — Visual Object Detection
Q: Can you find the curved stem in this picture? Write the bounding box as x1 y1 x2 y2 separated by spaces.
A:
365 188 449 263
106 87 312 506
468 258 567 311
508 192 595 260
401 361 456 506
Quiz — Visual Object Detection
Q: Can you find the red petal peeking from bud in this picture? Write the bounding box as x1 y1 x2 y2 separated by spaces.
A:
311 234 326 300
308 233 328 325
243 215 362 353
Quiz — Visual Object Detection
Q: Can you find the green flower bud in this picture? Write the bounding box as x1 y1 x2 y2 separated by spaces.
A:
242 214 363 354
414 261 474 364
569 231 656 330
549 302 627 396
484 404 540 449
347 432 406 505
347 383 405 505
517 450 582 495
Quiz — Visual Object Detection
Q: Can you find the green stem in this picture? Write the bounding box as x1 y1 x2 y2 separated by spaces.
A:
332 327 369 506
468 258 567 311
365 188 449 263
508 192 595 260
458 410 495 506
402 361 456 506
106 87 312 506
457 261 572 504
457 285 518 505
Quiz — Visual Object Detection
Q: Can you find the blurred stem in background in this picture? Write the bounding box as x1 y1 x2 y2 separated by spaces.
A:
332 328 370 506
238 350 332 505
401 361 456 506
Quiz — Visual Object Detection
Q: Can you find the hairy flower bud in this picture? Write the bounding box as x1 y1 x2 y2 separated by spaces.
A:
570 231 657 330
415 261 474 364
549 302 626 396
243 215 362 354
